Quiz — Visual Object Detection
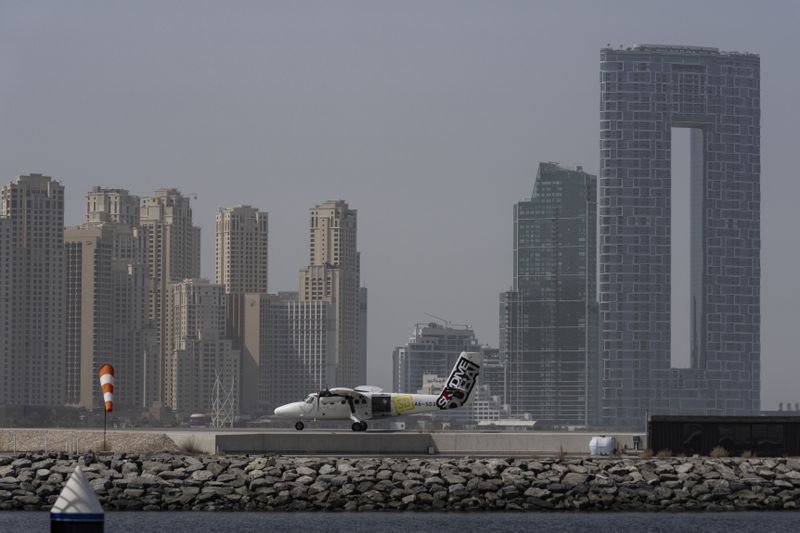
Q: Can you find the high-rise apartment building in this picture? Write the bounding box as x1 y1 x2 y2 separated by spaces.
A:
264 292 336 411
299 200 363 387
392 322 480 394
140 189 201 403
0 216 10 404
0 174 65 406
216 206 268 294
85 187 140 226
65 219 155 410
501 162 598 427
65 225 113 409
163 279 239 414
599 45 761 427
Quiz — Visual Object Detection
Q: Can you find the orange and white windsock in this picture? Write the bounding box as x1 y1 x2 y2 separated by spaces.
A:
99 364 115 412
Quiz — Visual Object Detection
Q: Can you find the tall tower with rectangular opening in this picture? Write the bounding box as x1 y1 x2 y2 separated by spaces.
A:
599 45 760 428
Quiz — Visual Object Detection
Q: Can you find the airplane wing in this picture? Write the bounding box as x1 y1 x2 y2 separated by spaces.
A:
354 385 383 393
328 387 362 398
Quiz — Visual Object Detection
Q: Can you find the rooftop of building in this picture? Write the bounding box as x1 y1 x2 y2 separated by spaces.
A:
539 161 590 174
602 43 758 58
89 186 134 195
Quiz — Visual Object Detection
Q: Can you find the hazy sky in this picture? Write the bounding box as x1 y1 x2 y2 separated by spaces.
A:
1 1 798 407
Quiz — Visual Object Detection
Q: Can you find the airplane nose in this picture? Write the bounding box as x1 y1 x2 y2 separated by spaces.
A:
274 404 297 418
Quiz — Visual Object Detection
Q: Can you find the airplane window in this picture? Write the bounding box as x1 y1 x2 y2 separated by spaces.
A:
305 395 315 404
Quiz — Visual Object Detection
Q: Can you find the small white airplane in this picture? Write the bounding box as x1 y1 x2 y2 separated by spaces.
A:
273 351 481 431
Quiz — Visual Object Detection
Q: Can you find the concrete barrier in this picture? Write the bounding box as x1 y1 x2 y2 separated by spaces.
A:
215 431 436 454
214 431 645 455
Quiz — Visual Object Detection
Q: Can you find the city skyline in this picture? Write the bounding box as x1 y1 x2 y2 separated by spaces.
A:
1 2 798 408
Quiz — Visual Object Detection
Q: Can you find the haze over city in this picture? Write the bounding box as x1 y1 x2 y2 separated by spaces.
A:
1 1 798 408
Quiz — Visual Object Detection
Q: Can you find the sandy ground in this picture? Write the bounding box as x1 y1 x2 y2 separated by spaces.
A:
0 429 180 454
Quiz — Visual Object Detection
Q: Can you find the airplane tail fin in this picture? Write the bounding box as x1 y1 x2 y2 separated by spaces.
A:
436 351 481 410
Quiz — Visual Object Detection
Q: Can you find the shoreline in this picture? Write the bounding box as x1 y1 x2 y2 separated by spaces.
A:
1 452 799 512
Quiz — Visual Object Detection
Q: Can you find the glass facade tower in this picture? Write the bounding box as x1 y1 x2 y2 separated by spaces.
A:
502 162 598 427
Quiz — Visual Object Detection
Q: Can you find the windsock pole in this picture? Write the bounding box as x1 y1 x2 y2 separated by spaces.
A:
98 364 115 451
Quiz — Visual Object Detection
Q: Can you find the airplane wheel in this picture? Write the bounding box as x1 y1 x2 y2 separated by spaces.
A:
295 421 304 431
359 422 368 432
351 422 361 432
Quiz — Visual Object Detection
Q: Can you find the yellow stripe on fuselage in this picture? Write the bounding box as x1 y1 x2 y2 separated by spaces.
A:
392 394 415 414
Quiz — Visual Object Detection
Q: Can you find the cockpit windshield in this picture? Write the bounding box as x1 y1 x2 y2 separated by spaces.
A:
304 394 316 404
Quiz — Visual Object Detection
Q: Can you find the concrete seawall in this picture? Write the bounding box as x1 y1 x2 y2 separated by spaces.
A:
0 428 644 456
1 452 799 512
214 431 643 455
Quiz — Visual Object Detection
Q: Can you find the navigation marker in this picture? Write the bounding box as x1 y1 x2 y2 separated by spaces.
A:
50 465 104 532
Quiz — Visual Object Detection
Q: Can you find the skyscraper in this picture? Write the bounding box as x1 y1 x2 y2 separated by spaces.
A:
299 200 363 387
501 162 598 427
216 205 268 294
599 45 761 427
262 292 336 412
65 225 113 408
0 174 65 406
217 205 269 413
139 189 201 403
65 217 155 410
163 279 240 414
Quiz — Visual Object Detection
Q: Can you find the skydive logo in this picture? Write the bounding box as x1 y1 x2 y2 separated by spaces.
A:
436 356 480 410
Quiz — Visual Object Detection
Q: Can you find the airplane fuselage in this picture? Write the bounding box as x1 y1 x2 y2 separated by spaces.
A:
276 392 441 422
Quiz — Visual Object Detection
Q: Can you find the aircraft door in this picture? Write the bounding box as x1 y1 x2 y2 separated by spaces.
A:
371 395 391 417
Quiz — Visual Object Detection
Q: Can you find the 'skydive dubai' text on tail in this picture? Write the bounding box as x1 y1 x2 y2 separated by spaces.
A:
436 351 481 409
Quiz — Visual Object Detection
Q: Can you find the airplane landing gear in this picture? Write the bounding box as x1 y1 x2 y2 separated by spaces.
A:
351 421 368 432
360 422 368 432
295 421 304 431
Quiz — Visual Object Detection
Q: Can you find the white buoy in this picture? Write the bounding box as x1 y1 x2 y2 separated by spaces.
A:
50 465 104 532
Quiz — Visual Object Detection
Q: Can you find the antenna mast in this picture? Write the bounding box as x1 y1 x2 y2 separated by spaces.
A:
210 370 236 429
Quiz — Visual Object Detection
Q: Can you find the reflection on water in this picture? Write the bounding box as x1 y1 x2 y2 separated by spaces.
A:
2 511 799 533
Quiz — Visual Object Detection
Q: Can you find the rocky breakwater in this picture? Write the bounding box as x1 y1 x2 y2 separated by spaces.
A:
1 452 800 512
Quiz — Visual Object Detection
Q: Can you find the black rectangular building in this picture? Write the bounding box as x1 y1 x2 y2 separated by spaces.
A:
649 416 800 456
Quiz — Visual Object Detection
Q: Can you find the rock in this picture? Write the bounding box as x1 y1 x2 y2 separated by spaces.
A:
206 462 226 476
190 470 214 482
562 473 588 486
336 462 354 475
10 459 31 469
296 466 316 477
31 459 55 470
330 476 349 487
121 463 139 476
361 490 385 503
138 460 163 471
14 495 40 505
524 487 551 499
443 474 467 485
